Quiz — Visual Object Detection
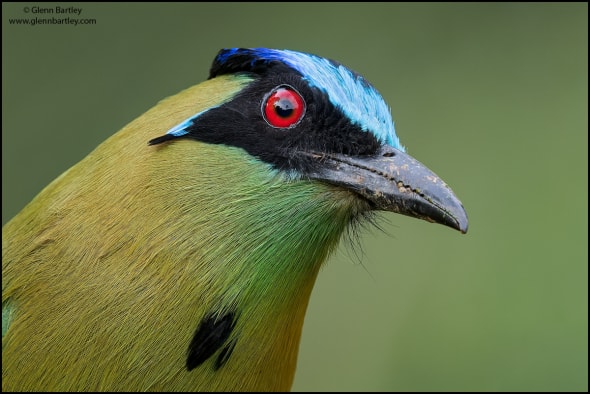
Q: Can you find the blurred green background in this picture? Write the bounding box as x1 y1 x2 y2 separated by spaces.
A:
2 3 587 391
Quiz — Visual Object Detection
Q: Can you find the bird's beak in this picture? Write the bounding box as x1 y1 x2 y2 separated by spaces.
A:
305 145 468 233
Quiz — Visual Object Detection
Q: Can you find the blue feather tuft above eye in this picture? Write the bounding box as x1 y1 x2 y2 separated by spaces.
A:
213 48 405 152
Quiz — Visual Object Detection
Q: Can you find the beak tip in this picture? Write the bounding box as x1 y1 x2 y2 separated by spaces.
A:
459 222 468 234
453 206 469 234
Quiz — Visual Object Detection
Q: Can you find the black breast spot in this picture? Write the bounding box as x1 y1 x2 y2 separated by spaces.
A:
186 311 237 371
214 338 238 371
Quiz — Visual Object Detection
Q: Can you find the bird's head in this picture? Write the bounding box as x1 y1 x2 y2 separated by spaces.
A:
0 48 469 391
149 48 468 233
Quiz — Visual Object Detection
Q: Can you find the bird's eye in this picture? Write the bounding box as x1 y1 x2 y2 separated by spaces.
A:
262 85 306 128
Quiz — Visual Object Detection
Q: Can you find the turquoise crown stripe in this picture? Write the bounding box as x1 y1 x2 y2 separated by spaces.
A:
216 48 404 151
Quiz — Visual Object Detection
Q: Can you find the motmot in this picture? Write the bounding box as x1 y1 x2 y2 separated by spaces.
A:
2 48 468 391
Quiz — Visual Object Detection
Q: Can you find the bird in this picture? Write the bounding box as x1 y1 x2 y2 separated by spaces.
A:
2 47 468 391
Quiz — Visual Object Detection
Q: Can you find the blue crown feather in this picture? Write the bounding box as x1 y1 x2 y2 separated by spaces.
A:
166 48 404 152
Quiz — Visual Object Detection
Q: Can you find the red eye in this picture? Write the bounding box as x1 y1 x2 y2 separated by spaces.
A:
263 86 306 128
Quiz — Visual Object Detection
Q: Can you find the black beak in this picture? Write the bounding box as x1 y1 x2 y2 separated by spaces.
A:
305 145 468 233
